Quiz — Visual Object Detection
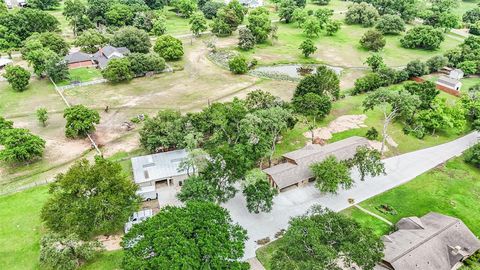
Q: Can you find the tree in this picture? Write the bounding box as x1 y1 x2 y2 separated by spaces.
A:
405 59 429 77
211 17 233 37
63 0 91 36
189 11 208 40
312 0 330 5
375 14 405 34
345 2 379 27
242 169 278 213
360 29 386 51
244 89 281 110
311 156 352 193
73 29 108 53
0 116 13 130
458 60 478 75
127 52 166 76
201 1 225 19
0 128 45 163
154 35 184 60
140 109 186 152
238 28 256 50
366 127 379 140
293 92 331 119
247 7 272 43
423 11 460 30
173 0 198 18
179 148 209 176
364 54 384 72
363 89 421 152
352 73 383 94
415 98 466 135
404 81 439 110
470 21 480 36
463 7 480 24
102 58 133 82
464 142 480 168
350 0 417 22
350 146 385 181
145 0 166 9
39 233 102 270
23 32 70 57
400 25 444 50
299 39 317 57
121 201 248 270
152 15 167 36
41 157 140 239
106 3 134 26
278 0 296 23
325 19 341 35
111 26 151 53
4 65 30 92
45 57 70 83
63 105 100 138
292 8 308 27
426 55 448 72
86 0 112 25
23 48 57 77
271 206 384 270
133 12 155 32
36 108 48 127
228 55 248 74
29 0 60 10
302 16 321 37
294 66 340 99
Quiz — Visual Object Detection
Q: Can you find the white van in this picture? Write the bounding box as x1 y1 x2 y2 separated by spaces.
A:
136 185 157 201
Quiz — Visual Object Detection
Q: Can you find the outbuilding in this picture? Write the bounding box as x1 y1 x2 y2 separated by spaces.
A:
64 52 94 69
436 76 462 91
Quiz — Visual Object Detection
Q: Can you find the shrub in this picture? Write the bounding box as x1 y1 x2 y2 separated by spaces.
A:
345 2 379 27
0 128 45 163
463 7 480 24
375 14 405 34
4 65 30 92
201 1 225 19
470 21 480 36
228 55 248 74
299 39 317 57
238 28 256 50
36 108 48 127
152 16 167 36
352 73 383 95
293 92 332 119
325 20 341 35
102 58 134 82
464 142 480 168
458 60 478 75
154 35 184 60
426 55 448 72
127 52 166 76
360 29 386 51
366 127 379 140
400 25 444 50
405 59 429 77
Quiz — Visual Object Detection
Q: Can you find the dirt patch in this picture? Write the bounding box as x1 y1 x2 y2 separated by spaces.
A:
97 234 122 251
304 114 367 140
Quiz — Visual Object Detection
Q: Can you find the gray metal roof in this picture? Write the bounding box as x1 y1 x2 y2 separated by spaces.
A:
436 76 461 88
92 45 130 69
264 136 370 189
131 149 188 184
381 212 480 270
64 52 92 64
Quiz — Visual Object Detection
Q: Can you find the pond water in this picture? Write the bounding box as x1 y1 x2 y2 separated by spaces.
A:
251 64 343 80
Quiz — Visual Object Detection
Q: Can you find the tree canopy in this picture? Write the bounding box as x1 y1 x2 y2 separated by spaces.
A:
63 105 100 138
400 25 445 50
4 65 30 92
111 26 151 53
154 35 184 60
0 128 45 163
311 156 352 193
294 66 340 99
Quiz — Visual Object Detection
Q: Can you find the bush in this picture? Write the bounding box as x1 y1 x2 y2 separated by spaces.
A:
405 59 429 77
63 105 100 138
102 58 134 82
352 73 382 95
375 14 405 34
366 127 379 140
201 1 225 19
4 65 30 92
228 55 248 74
299 39 317 57
458 60 478 75
426 55 448 72
293 92 332 119
238 28 256 50
154 35 184 60
152 16 167 36
359 29 386 51
463 7 480 24
39 233 102 270
0 128 45 163
470 21 480 36
464 142 480 168
345 2 379 27
127 52 166 76
400 25 444 50
294 66 340 99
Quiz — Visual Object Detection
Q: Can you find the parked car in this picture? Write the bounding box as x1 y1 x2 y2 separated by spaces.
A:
124 209 153 233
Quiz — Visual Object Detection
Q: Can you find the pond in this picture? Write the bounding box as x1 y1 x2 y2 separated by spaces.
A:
250 64 344 81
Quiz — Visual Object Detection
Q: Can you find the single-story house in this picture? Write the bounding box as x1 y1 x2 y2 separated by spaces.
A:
64 51 94 69
124 209 153 233
449 69 464 80
376 212 480 270
131 149 189 189
436 76 462 91
0 58 13 68
92 45 130 69
263 136 370 191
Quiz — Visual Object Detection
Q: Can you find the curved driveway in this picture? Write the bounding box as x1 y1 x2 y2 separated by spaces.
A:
222 132 480 259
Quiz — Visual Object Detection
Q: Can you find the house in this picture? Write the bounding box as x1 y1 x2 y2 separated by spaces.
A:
436 76 462 91
64 52 94 69
131 149 189 189
376 212 480 270
263 136 370 191
225 0 263 8
449 69 464 80
92 45 130 69
124 209 153 233
0 58 13 69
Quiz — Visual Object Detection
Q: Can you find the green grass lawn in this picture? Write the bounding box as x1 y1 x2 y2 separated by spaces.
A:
56 68 103 86
81 251 123 270
359 156 480 236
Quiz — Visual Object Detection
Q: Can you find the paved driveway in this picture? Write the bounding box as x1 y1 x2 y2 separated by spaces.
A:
222 132 480 259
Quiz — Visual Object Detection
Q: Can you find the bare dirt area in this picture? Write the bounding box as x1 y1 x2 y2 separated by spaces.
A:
305 115 368 140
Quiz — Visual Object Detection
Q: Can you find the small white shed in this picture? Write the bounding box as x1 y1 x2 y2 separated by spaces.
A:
449 69 464 80
436 76 462 91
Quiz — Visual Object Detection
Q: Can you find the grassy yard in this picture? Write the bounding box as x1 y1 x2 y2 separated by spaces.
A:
56 68 103 86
